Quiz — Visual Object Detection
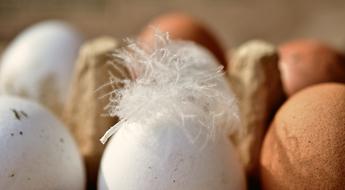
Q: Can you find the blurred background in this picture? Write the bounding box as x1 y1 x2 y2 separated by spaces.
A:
1 0 345 52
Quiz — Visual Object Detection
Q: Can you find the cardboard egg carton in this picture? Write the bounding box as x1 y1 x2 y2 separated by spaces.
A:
62 36 130 189
227 40 286 189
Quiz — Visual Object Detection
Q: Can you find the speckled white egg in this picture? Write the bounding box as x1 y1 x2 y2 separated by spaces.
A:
0 20 83 115
0 96 85 189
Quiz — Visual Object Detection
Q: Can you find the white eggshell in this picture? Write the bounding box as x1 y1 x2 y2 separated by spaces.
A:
0 96 85 189
98 119 246 190
0 21 83 114
98 36 245 190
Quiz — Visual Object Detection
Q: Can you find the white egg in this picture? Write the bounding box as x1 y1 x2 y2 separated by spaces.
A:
98 33 246 190
99 119 246 190
0 20 83 115
0 96 85 189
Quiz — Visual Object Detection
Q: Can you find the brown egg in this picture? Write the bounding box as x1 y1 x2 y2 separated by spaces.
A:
138 12 227 68
279 39 345 96
260 83 345 190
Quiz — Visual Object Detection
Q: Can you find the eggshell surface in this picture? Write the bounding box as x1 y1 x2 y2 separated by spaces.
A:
0 21 83 115
0 96 85 190
260 83 345 189
99 119 246 190
279 39 345 96
138 12 227 67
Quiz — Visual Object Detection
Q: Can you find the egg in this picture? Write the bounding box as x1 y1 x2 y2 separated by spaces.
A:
278 39 345 96
138 12 227 68
99 119 245 190
98 33 246 190
0 96 85 189
260 83 345 189
0 20 83 115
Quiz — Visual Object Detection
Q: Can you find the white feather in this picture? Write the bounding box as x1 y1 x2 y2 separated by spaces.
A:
100 31 240 145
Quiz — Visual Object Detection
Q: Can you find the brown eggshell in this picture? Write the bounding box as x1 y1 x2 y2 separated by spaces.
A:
260 83 345 190
138 12 227 68
279 39 345 96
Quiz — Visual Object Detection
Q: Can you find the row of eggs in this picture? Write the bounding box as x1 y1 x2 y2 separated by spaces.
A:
0 12 345 189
